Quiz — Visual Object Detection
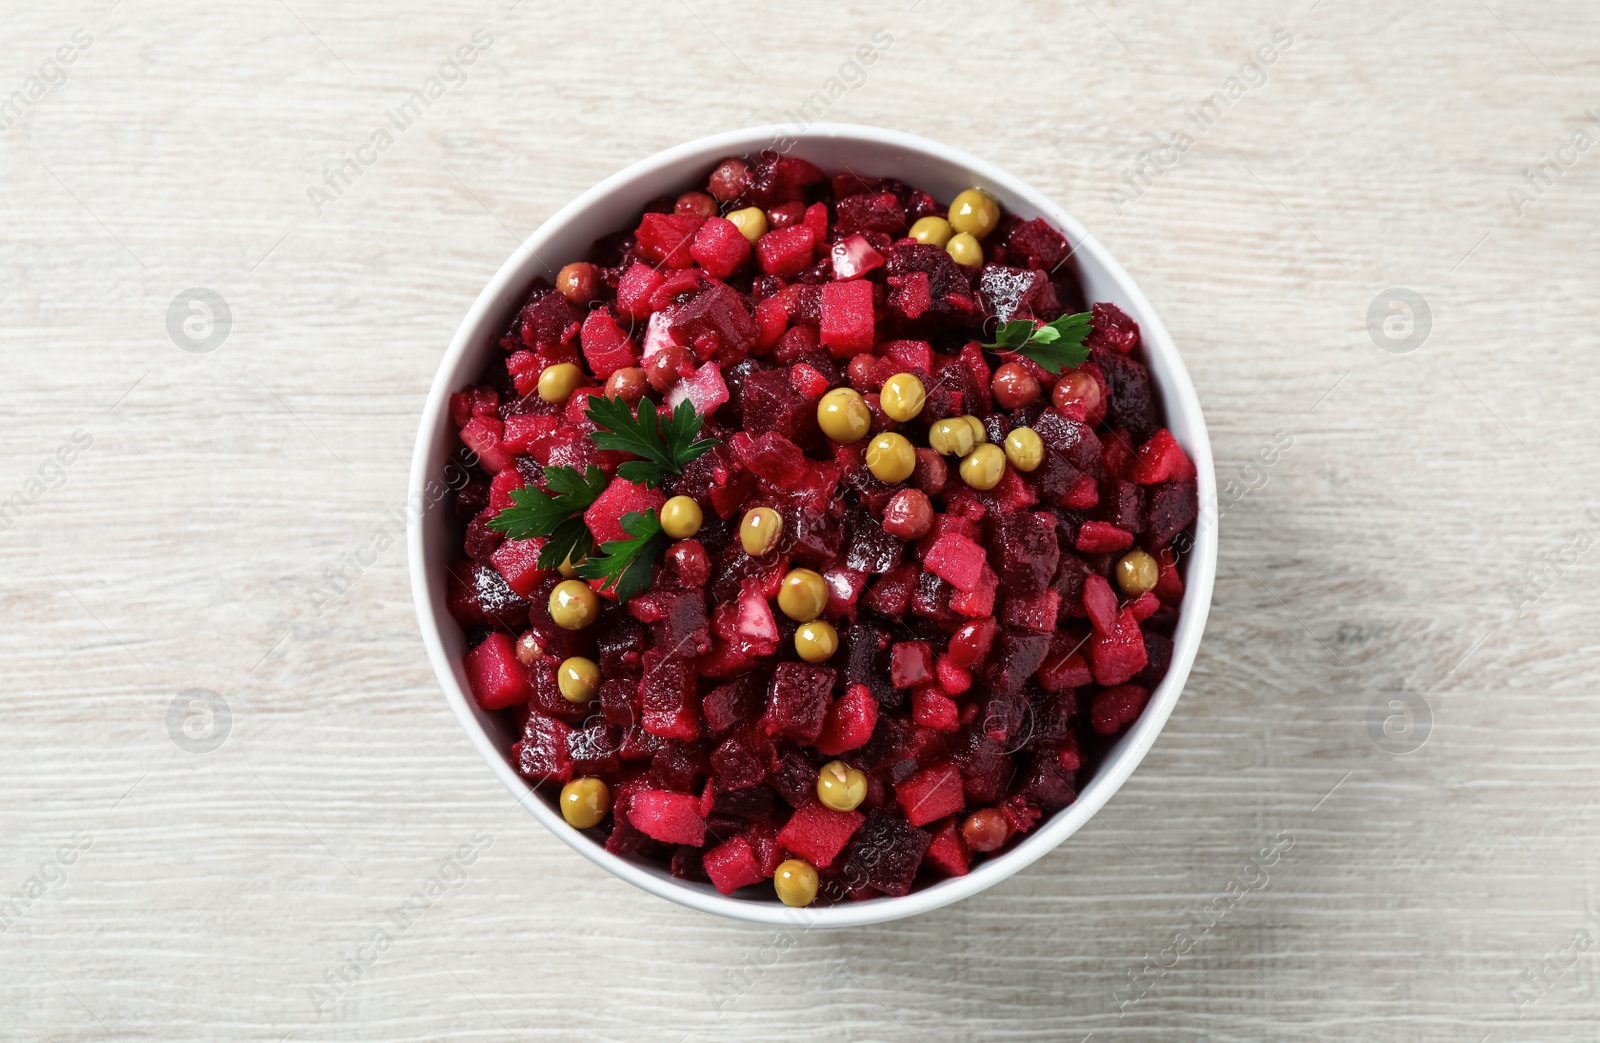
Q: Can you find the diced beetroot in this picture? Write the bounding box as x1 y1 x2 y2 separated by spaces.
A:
669 284 760 363
840 808 930 898
1091 684 1151 735
755 225 816 277
580 307 638 379
887 270 932 321
835 192 906 236
489 538 547 597
584 477 667 547
1153 546 1184 605
459 415 513 473
640 651 699 741
740 366 818 445
1088 302 1141 354
988 510 1059 596
814 684 879 756
1039 633 1093 691
947 617 998 669
1000 589 1060 634
635 212 704 269
880 339 933 375
464 633 531 710
922 533 987 592
733 586 781 654
933 655 971 696
690 216 751 279
506 350 540 396
1076 520 1135 553
703 835 766 893
862 563 919 618
948 566 998 618
830 233 885 280
897 764 964 827
761 662 836 743
518 292 581 353
802 201 829 244
1089 608 1149 687
890 641 935 689
911 686 959 733
616 262 665 320
627 789 707 845
822 566 869 620
514 713 572 781
789 363 828 400
755 296 788 351
1128 428 1196 485
1005 217 1071 270
487 468 524 513
1083 573 1119 634
819 279 876 358
777 799 863 870
664 360 731 416
501 413 558 454
923 817 971 877
738 431 806 488
1130 591 1161 622
1146 478 1199 548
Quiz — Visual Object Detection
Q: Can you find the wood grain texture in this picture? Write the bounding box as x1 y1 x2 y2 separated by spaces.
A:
2 0 1599 1039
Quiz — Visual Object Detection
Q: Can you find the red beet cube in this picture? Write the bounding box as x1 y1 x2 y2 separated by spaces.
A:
514 712 572 781
819 279 876 358
861 563 919 618
947 616 998 668
1091 684 1152 735
841 808 931 898
755 225 816 277
489 538 547 598
923 817 971 877
761 662 836 743
1039 637 1093 692
1083 573 1119 634
814 683 879 756
830 233 885 280
690 216 752 278
627 789 707 845
501 413 557 454
890 641 935 689
737 431 807 489
464 632 531 710
640 651 700 741
1127 429 1197 485
616 262 665 320
789 362 828 400
822 566 869 620
948 565 998 618
580 307 638 379
459 415 513 473
635 212 704 269
1088 302 1141 354
911 686 959 733
703 835 766 894
803 201 829 243
1076 520 1134 553
1000 589 1061 634
902 761 960 825
584 477 667 547
776 799 863 869
1089 607 1149 687
887 270 932 321
988 510 1059 596
669 284 760 363
755 295 788 350
934 654 972 695
922 532 987 592
880 339 933 375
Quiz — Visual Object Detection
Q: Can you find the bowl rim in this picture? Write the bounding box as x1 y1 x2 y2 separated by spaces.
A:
408 122 1217 927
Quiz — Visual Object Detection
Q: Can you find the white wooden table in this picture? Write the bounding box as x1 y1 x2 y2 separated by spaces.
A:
4 1 1599 1039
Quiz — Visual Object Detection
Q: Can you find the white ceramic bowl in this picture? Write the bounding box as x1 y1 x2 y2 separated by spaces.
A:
409 124 1216 927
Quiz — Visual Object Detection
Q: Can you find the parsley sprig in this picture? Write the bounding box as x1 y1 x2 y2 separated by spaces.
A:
487 463 608 571
586 396 718 489
576 509 666 603
981 311 1093 374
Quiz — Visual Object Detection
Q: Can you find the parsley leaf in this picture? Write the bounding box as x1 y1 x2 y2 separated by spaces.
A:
587 396 718 489
981 311 1093 374
575 509 666 603
487 463 608 570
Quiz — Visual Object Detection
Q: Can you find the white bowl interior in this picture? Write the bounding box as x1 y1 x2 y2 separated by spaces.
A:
409 124 1217 927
